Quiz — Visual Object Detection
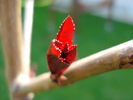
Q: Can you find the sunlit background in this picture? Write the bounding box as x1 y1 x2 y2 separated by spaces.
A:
0 0 133 99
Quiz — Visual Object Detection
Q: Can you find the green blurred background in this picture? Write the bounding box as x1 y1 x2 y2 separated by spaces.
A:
0 2 133 100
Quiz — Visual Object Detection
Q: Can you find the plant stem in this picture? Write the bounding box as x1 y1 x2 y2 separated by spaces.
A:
0 0 32 99
14 40 133 97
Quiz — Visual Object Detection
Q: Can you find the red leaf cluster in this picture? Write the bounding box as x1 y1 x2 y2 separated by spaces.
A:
47 16 77 78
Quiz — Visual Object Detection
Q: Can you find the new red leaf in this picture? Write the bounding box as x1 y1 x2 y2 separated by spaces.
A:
47 16 77 80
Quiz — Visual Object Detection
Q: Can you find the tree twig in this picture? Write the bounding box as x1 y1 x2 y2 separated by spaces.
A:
15 40 133 97
23 0 34 70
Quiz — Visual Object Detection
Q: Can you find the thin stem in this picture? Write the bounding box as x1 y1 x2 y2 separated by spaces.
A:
23 0 34 70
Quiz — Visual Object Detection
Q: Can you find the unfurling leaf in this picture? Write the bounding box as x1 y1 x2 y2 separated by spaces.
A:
47 16 77 82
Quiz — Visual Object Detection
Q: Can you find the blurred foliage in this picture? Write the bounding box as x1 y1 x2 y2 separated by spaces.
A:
22 0 52 7
0 6 133 100
34 0 52 6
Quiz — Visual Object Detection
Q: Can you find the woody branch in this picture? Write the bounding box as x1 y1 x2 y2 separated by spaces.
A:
15 40 133 97
0 0 33 99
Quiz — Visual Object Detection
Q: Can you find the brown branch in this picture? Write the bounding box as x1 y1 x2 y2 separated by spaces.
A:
1 0 24 84
0 0 32 99
70 0 79 28
15 40 133 97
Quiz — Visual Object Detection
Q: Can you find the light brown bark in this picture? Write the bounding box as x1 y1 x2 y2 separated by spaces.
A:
14 40 133 97
0 0 31 99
